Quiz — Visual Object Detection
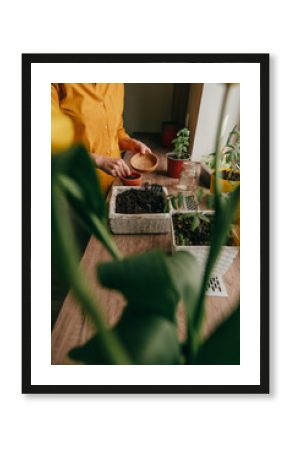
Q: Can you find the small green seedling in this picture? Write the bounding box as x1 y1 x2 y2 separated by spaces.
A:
190 212 210 233
171 128 190 160
165 192 185 211
177 192 184 208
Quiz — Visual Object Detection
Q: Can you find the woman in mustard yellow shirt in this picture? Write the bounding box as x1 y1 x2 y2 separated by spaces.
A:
51 83 151 192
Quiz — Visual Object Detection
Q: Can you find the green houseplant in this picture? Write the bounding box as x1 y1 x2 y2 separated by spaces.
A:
210 125 240 194
167 127 191 179
202 125 240 226
202 125 240 193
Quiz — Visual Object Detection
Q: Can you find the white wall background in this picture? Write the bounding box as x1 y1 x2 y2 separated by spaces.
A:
191 83 240 159
124 83 174 133
0 2 287 450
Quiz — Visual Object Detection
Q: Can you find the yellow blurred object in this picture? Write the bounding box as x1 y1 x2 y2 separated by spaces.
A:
231 224 240 246
210 169 240 193
51 110 74 153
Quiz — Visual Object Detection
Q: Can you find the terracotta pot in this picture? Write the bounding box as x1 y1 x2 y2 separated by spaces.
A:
166 153 190 178
120 171 142 186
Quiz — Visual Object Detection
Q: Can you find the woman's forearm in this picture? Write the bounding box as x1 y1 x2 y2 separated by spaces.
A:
91 153 104 168
119 138 138 152
119 138 152 154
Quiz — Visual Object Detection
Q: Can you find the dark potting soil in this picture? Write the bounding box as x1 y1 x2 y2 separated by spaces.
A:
116 185 166 214
173 213 233 246
173 213 212 245
123 175 140 180
221 170 240 181
171 154 189 160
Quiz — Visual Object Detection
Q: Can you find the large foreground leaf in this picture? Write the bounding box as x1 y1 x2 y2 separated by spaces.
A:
51 181 131 364
165 251 201 323
207 186 240 276
191 186 240 354
52 144 106 220
97 250 201 323
194 306 240 365
69 310 180 365
52 145 121 260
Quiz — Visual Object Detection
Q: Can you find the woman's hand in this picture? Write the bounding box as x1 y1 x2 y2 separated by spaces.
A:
92 154 131 178
119 138 152 154
132 139 152 154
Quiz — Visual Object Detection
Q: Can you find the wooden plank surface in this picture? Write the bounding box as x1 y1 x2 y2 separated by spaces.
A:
51 139 240 364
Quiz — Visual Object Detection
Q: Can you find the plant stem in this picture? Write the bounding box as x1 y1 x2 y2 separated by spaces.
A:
88 213 122 261
58 174 122 261
187 84 232 363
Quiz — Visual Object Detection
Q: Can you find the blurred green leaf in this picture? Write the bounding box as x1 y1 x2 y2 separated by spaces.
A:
193 186 240 330
97 250 201 324
196 188 203 205
194 306 240 365
177 192 184 208
163 200 170 213
53 146 121 260
186 86 240 360
51 181 131 364
165 251 201 324
210 191 238 261
200 213 210 224
69 309 180 365
171 196 178 210
52 144 106 221
191 216 200 233
205 194 215 209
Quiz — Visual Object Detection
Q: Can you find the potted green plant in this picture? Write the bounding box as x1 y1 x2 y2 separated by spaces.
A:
201 126 240 193
210 126 240 193
167 127 191 178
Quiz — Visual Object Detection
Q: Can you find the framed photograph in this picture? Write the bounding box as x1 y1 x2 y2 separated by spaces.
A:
22 53 269 394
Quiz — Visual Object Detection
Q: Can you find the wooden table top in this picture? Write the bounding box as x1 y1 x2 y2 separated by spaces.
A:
51 140 240 365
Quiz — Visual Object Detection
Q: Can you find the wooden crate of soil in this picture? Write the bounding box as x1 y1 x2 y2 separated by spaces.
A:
109 186 172 234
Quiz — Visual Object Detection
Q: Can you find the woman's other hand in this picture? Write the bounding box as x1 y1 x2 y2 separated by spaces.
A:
132 139 152 154
92 154 131 178
119 138 152 154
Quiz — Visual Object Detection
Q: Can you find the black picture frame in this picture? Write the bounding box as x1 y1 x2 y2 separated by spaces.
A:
22 53 269 394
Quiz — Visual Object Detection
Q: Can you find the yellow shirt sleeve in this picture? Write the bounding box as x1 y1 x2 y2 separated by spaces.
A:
117 116 130 142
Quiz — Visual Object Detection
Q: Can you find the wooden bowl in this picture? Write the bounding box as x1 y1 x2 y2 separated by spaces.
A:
130 152 159 173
